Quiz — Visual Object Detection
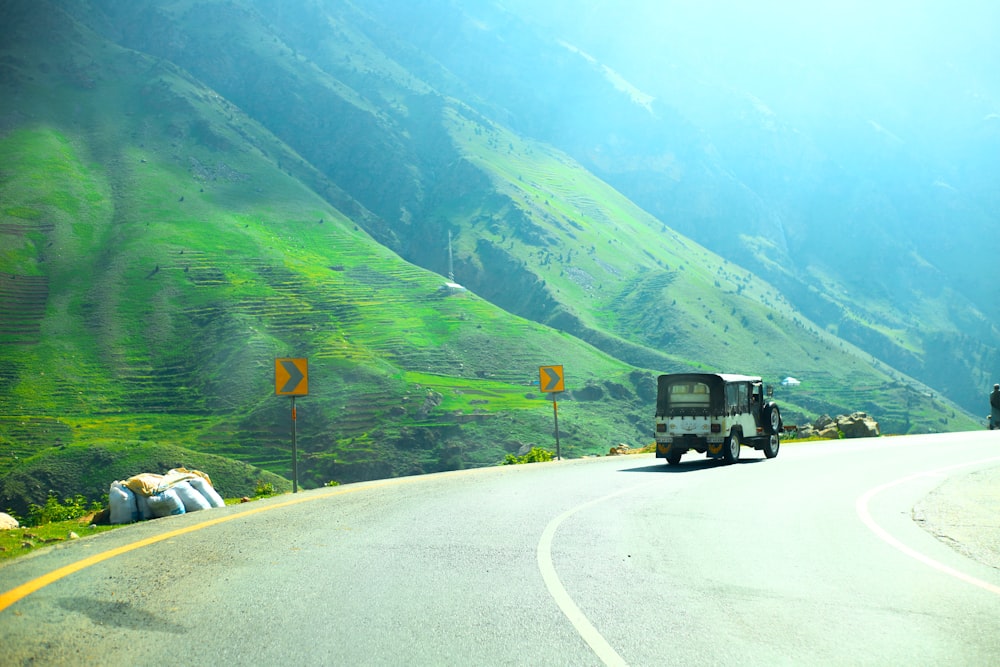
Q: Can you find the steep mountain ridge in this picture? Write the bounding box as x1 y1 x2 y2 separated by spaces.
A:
364 0 1000 414
60 0 891 379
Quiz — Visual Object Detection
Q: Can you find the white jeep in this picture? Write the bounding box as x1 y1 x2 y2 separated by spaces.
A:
654 373 782 465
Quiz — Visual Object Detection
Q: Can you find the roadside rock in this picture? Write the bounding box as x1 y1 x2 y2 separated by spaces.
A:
0 512 19 530
798 412 880 439
837 412 881 438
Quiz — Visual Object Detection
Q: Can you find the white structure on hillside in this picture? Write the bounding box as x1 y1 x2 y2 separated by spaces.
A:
442 230 466 292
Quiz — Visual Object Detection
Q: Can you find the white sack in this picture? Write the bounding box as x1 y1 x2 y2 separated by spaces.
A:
188 476 225 508
134 492 155 521
146 488 186 518
173 481 211 512
109 481 138 524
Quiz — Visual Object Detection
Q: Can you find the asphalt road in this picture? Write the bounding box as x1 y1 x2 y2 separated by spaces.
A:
2 432 999 666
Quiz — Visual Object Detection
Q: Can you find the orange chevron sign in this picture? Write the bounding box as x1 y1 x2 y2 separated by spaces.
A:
275 358 308 395
539 365 564 393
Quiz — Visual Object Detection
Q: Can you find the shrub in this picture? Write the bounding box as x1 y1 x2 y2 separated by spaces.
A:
253 479 276 497
501 447 555 465
25 493 102 526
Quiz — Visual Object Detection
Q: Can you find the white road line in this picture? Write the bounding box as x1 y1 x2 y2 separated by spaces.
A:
855 456 1000 597
537 482 658 667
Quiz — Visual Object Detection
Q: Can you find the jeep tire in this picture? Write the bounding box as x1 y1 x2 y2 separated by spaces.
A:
763 403 781 435
722 432 740 464
763 434 779 459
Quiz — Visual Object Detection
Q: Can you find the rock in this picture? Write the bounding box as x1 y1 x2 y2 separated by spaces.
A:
802 412 880 439
836 412 881 438
0 512 19 530
814 414 835 430
417 390 443 419
608 444 631 456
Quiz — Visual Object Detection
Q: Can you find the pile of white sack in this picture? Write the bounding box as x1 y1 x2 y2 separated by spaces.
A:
108 468 226 524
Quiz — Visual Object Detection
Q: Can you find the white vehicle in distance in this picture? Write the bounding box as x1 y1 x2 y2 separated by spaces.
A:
654 373 782 465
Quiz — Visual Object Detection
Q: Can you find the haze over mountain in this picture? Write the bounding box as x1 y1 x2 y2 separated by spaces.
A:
373 0 1000 411
0 0 991 511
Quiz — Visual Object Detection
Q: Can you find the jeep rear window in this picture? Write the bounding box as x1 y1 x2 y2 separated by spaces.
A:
661 381 712 416
670 383 710 405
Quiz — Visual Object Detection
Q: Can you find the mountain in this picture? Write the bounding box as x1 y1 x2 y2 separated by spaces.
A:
367 0 1000 413
0 1 981 513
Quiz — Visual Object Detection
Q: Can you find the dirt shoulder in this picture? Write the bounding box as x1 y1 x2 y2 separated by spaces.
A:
914 463 1000 571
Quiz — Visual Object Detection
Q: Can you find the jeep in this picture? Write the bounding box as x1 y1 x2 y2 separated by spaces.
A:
654 373 781 465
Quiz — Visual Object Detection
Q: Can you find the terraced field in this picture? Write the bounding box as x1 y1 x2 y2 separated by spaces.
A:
0 274 48 346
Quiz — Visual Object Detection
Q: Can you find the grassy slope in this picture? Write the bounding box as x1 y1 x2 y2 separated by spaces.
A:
437 107 978 434
66 0 978 437
383 0 1000 421
0 4 652 512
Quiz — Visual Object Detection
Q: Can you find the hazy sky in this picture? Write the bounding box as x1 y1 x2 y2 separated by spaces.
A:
502 0 1000 152
370 0 999 154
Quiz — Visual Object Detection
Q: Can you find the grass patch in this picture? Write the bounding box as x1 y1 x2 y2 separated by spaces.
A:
0 518 117 563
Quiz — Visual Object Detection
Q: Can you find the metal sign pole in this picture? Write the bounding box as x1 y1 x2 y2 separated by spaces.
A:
291 396 298 493
553 394 560 460
276 358 307 493
538 365 565 461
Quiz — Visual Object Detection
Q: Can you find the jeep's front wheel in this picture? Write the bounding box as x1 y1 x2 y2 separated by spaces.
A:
763 434 779 459
722 432 740 464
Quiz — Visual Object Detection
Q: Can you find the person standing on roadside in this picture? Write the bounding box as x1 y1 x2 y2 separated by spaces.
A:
990 384 1000 430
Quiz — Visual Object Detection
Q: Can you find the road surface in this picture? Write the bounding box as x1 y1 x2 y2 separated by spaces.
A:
2 432 999 665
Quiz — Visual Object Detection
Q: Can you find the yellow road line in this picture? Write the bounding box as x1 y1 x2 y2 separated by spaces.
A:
0 481 392 613
0 459 555 614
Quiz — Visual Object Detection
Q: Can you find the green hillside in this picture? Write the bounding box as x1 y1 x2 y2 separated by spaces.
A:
0 1 980 515
432 104 974 434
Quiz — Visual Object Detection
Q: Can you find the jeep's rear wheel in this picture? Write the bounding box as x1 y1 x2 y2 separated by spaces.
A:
722 432 740 464
763 434 779 459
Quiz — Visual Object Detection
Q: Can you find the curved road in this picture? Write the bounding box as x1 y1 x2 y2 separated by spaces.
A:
2 432 1000 665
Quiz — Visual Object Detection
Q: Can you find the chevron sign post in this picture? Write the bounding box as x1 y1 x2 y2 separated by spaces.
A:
539 365 564 460
276 358 308 493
